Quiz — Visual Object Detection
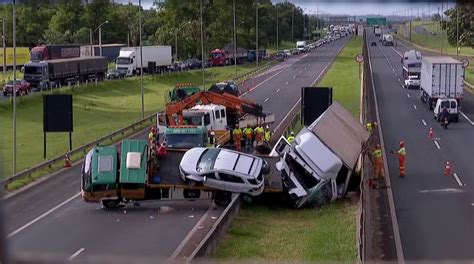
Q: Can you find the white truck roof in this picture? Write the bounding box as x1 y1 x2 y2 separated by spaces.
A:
308 102 370 168
189 104 224 111
422 56 462 64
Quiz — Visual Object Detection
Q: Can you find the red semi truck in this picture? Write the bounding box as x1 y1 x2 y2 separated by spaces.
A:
30 45 80 61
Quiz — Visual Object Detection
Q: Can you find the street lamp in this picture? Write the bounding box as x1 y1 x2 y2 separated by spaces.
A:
1 19 5 80
12 0 17 174
90 20 108 57
256 0 259 67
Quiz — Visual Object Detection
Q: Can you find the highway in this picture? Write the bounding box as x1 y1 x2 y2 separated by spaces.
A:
3 37 349 262
368 29 474 260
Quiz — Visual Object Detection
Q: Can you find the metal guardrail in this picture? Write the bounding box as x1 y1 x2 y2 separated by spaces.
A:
234 60 275 85
464 80 474 90
1 113 156 190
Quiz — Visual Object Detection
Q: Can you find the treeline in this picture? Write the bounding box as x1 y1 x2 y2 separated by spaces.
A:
0 0 323 60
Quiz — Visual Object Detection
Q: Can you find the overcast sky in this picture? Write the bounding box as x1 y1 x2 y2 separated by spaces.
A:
116 0 455 16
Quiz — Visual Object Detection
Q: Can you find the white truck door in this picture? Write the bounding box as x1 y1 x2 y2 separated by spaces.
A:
156 113 167 134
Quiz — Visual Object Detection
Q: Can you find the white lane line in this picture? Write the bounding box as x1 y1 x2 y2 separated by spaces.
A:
240 68 286 96
392 68 395 72
453 173 464 187
391 47 403 57
401 85 404 88
292 75 296 79
398 78 401 82
304 67 307 70
419 188 463 194
434 140 441 149
264 97 269 103
299 70 302 74
8 192 80 238
395 73 398 76
422 119 427 126
407 93 410 98
413 104 417 110
459 111 474 126
68 248 85 261
276 88 280 93
285 81 288 85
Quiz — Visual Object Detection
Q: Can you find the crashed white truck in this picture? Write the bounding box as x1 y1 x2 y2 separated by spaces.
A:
271 102 370 208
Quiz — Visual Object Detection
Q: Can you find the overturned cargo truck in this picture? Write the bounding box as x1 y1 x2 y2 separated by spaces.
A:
272 102 370 208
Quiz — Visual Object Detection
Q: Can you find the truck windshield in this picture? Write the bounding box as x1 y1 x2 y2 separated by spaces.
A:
183 116 203 126
116 57 131 65
212 53 222 59
166 133 205 149
30 51 43 61
24 66 43 75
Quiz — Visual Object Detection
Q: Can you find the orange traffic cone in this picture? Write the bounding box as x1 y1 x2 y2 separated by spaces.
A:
64 154 71 168
444 161 452 176
428 127 433 140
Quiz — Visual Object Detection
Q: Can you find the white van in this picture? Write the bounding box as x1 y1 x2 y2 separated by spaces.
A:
433 98 459 122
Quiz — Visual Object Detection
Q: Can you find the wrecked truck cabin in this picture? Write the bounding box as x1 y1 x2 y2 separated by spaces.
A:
273 102 370 208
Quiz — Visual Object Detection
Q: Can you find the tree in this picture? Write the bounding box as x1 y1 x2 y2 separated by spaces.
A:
432 13 441 22
444 5 473 47
49 0 84 43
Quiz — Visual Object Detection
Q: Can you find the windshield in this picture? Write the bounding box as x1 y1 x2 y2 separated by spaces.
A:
116 57 131 65
166 133 205 149
197 148 221 172
24 66 43 75
30 51 43 61
183 115 203 126
212 53 223 59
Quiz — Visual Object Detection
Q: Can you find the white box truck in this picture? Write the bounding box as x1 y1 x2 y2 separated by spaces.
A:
116 46 172 75
420 56 464 110
296 41 306 52
272 102 370 208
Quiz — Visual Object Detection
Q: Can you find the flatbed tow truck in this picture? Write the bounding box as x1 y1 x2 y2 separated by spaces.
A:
81 140 282 208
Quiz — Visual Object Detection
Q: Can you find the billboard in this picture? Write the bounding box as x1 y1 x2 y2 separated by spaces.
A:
367 17 387 26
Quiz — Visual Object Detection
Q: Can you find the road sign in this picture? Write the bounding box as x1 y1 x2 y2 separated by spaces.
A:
367 17 387 26
461 58 469 68
355 54 364 63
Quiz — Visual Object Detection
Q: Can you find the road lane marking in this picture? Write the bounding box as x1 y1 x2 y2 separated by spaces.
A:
419 188 463 194
68 248 85 261
401 85 404 88
422 119 427 126
398 78 401 82
285 81 288 85
299 70 302 74
264 97 269 103
391 47 403 57
293 75 296 79
413 104 417 110
240 68 286 96
434 140 441 149
453 173 464 187
459 111 474 125
8 192 80 238
407 93 410 98
276 88 280 93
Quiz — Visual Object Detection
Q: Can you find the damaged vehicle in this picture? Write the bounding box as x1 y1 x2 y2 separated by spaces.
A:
272 102 370 208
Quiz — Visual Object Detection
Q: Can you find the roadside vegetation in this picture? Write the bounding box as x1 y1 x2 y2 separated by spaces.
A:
0 64 259 177
214 36 362 262
466 66 474 85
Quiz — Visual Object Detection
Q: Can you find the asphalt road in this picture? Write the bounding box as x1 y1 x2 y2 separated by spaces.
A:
3 37 350 262
368 29 474 261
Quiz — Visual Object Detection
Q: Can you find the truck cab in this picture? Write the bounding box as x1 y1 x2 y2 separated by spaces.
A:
434 98 459 122
116 49 136 76
404 75 420 89
182 104 228 131
382 34 394 46
296 41 306 52
23 61 51 90
164 126 208 149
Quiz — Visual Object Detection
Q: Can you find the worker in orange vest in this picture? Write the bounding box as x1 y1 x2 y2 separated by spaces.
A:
370 144 384 189
233 124 243 152
391 140 406 177
254 125 264 144
243 125 253 151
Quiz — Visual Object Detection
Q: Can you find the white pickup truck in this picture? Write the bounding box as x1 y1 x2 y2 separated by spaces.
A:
272 102 370 208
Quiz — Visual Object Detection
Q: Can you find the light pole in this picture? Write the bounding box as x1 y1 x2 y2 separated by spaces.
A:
276 4 279 52
200 0 205 89
139 0 144 119
303 8 306 41
291 6 294 43
12 0 17 174
1 19 5 80
255 0 259 67
90 20 108 57
233 0 237 77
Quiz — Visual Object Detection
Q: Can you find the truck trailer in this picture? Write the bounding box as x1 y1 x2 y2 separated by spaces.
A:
80 44 126 62
23 56 107 89
30 45 80 61
116 46 172 75
420 56 464 110
0 47 30 68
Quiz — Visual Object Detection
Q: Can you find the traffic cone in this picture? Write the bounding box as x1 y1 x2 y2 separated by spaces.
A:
428 127 433 140
64 154 71 168
444 161 452 176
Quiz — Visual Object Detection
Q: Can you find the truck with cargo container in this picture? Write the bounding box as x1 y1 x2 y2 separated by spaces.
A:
420 56 464 110
374 26 381 37
296 41 306 52
23 56 108 90
0 47 30 68
115 46 172 75
209 46 248 66
30 45 80 61
272 102 369 208
80 44 126 62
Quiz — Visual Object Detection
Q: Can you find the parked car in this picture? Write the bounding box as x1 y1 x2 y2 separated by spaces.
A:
179 147 270 196
186 58 202 69
107 69 127 79
3 79 31 96
283 49 292 57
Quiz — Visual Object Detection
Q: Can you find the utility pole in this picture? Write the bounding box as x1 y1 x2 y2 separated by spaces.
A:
12 0 17 174
139 0 144 119
89 29 93 56
255 0 258 67
233 0 237 77
200 0 205 89
291 6 294 43
456 6 459 59
276 4 279 52
2 18 5 80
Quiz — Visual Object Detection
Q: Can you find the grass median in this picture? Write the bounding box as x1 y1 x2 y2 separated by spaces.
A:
214 36 362 262
0 64 260 178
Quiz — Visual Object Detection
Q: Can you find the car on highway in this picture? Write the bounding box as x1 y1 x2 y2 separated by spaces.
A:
186 58 202 69
179 147 270 196
404 75 420 89
283 49 292 57
107 69 127 79
434 98 459 122
3 79 31 96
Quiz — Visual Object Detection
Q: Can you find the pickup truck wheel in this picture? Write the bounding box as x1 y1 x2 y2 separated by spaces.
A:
183 189 201 199
214 191 232 207
101 199 120 209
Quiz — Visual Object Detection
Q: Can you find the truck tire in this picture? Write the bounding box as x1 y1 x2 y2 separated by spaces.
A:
213 191 232 207
183 189 201 199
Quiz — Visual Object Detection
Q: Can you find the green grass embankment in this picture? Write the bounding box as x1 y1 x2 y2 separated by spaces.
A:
214 36 362 262
0 64 257 177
